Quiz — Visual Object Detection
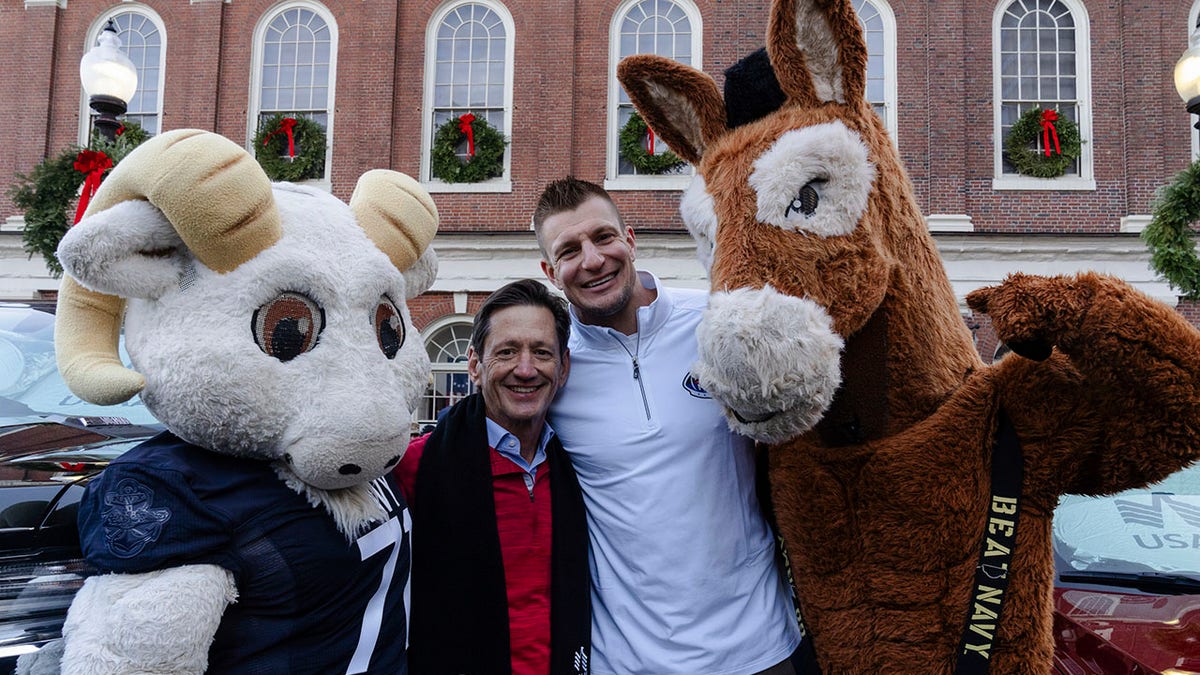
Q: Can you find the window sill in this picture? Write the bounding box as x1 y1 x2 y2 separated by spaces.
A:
991 176 1096 191
604 175 692 191
424 178 513 194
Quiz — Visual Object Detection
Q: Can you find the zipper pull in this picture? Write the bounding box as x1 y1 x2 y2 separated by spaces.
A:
632 357 640 380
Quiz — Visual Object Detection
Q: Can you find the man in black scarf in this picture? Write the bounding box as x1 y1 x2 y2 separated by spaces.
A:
395 279 590 674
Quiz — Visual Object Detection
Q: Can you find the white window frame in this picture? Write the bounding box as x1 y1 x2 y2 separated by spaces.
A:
78 4 166 143
247 0 338 190
856 0 898 142
992 0 1095 191
606 0 702 191
419 0 515 193
417 315 478 427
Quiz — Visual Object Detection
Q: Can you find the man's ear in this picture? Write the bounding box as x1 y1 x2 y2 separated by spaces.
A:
558 348 571 390
626 226 637 262
541 259 562 289
466 345 483 385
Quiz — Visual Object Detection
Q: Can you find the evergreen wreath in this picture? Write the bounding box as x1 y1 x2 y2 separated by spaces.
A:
1143 159 1200 300
1003 106 1082 179
619 111 685 174
431 114 507 183
8 121 149 276
253 113 327 182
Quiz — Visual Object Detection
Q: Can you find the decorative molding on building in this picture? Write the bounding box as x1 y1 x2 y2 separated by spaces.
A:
453 291 468 314
2 216 25 234
1119 214 1151 233
24 0 67 8
425 231 1174 307
0 234 58 300
926 214 974 232
935 232 1173 306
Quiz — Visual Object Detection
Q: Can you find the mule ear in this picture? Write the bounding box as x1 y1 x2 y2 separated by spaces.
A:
617 55 727 164
767 0 867 108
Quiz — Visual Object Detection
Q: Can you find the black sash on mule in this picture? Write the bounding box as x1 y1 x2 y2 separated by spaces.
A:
954 408 1023 674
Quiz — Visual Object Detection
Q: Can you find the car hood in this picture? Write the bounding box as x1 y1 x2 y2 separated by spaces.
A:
1054 586 1200 673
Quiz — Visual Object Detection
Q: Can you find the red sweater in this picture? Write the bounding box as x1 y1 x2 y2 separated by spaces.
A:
396 433 554 675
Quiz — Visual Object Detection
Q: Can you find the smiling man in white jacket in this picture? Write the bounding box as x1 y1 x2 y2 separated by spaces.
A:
533 177 803 675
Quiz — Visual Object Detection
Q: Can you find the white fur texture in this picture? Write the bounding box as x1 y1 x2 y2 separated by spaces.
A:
679 174 717 273
57 200 187 300
694 286 843 444
404 247 439 299
15 637 63 675
60 565 236 675
749 122 875 237
93 182 430 492
794 0 844 102
276 466 388 540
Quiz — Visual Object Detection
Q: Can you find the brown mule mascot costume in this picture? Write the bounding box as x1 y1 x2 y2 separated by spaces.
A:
618 0 1200 672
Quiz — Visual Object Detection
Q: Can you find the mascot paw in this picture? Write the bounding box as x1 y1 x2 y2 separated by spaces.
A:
15 638 63 675
967 273 1085 361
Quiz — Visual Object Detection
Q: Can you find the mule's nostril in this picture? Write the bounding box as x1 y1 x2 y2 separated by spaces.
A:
338 463 362 475
384 455 401 468
283 453 294 465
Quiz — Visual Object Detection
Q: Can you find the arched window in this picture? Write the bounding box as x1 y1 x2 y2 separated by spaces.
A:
855 0 897 140
418 319 477 427
993 0 1094 189
607 0 701 189
249 1 337 182
80 6 165 141
421 1 514 191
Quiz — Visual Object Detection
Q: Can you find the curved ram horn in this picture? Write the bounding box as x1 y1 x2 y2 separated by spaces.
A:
350 170 439 272
56 129 282 405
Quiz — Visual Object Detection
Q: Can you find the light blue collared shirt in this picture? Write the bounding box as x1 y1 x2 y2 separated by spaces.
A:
485 417 555 493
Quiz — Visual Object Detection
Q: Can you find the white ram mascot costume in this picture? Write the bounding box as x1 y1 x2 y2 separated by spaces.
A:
20 129 437 675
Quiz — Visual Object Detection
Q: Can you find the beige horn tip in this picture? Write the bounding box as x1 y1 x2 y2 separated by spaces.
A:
54 277 145 406
350 170 439 271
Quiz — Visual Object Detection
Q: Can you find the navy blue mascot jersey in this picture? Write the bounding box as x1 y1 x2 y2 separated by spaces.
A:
78 432 411 674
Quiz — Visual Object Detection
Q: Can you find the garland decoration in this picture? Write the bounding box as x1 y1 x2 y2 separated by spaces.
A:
1143 159 1200 300
1003 107 1082 179
253 113 326 182
619 111 685 175
431 113 507 183
8 121 149 276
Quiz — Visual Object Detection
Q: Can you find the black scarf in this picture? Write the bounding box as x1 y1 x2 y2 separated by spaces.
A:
408 393 591 674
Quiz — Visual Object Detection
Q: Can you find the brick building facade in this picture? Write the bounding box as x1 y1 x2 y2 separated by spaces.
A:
1 0 1198 421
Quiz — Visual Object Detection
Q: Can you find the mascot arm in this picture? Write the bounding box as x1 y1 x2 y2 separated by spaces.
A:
968 271 1200 495
60 564 236 675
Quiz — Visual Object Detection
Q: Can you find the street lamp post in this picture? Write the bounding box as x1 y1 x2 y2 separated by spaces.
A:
79 19 138 141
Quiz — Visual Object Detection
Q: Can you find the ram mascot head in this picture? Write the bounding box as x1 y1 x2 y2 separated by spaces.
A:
55 129 436 529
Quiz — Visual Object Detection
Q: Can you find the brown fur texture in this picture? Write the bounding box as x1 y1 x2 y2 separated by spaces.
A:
617 0 1200 672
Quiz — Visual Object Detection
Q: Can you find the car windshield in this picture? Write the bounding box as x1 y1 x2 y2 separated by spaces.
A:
0 305 158 426
1053 463 1200 582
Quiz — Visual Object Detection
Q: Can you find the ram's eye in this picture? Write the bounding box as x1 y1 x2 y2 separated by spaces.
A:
375 296 405 359
253 292 325 362
785 180 825 218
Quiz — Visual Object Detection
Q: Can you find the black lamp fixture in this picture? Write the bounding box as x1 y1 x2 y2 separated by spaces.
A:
1175 15 1200 130
79 19 138 140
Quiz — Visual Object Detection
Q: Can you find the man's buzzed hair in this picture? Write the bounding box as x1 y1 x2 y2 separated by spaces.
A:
532 176 623 255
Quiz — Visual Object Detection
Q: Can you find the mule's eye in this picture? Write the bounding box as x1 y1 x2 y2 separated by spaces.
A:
374 296 405 359
785 180 824 218
253 292 325 362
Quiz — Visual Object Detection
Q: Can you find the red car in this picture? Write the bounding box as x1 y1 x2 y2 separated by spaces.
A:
1052 467 1200 673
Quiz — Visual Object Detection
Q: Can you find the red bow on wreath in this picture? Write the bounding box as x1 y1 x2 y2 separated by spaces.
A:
73 150 112 225
645 127 656 155
458 113 476 158
1040 109 1061 158
264 117 298 158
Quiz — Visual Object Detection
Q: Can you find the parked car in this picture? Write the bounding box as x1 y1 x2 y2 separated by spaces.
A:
2 302 1198 673
1052 464 1200 673
0 303 160 671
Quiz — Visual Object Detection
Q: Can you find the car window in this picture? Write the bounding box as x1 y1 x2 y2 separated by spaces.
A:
1054 465 1200 577
0 307 159 426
